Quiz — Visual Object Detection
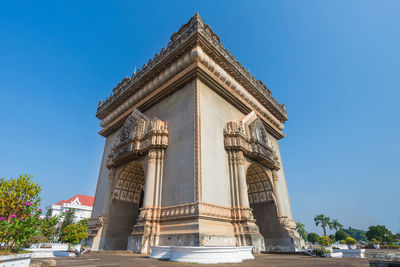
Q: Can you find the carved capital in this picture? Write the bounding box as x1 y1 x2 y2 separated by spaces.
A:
87 215 107 237
106 109 168 167
224 111 279 169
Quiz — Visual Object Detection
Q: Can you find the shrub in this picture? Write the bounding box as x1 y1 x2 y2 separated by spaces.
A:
371 238 380 244
312 247 327 257
339 239 345 244
59 220 88 245
345 237 356 245
307 232 320 244
319 236 332 246
335 230 349 241
0 174 60 253
0 175 41 220
0 205 58 253
329 234 335 241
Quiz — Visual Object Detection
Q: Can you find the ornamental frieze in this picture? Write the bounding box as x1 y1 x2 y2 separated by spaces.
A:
224 111 280 170
106 109 168 167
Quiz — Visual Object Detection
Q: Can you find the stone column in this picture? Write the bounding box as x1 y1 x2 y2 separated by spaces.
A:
236 151 250 209
143 149 157 208
271 169 284 217
129 148 165 254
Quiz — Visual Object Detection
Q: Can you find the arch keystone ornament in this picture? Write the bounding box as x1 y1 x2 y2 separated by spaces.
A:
88 13 303 258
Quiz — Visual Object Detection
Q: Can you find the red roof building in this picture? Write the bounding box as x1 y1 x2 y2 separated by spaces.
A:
46 194 95 222
56 194 95 207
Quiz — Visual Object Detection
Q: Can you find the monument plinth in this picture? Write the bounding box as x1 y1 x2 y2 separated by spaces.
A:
87 13 302 254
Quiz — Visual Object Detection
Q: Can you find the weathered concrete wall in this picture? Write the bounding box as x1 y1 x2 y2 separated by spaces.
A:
144 81 195 206
270 137 293 219
103 200 140 250
199 80 244 207
251 201 292 249
91 129 121 220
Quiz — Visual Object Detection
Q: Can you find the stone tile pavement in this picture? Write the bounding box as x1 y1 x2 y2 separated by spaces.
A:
32 252 370 267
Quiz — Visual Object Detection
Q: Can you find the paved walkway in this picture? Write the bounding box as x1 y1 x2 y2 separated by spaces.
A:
41 252 370 267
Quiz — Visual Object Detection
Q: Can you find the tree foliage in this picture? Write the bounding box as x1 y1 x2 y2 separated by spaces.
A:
342 227 367 241
314 214 332 236
329 234 335 241
60 209 75 234
319 236 332 246
345 237 356 245
0 174 63 253
307 232 320 244
366 225 396 243
0 175 41 220
296 221 307 241
335 230 349 241
331 219 343 231
59 219 88 244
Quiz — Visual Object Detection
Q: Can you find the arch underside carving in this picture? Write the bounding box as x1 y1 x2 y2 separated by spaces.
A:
246 163 286 250
246 164 274 204
103 162 145 250
113 162 145 203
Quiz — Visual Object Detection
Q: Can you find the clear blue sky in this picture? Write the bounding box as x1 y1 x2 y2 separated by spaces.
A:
1 1 399 235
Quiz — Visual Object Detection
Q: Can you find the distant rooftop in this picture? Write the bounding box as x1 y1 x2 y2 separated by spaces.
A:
55 194 94 207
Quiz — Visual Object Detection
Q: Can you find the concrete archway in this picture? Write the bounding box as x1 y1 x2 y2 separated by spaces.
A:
246 163 283 250
104 162 145 250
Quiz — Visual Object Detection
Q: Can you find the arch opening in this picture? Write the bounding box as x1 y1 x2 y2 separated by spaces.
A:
246 163 283 249
104 162 145 250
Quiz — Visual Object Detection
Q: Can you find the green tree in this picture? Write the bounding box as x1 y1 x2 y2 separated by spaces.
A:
314 214 332 236
331 219 343 231
40 215 61 242
307 232 320 244
342 227 367 241
0 174 41 220
366 225 396 243
329 234 335 242
335 230 349 241
296 221 307 241
45 208 52 217
60 209 75 234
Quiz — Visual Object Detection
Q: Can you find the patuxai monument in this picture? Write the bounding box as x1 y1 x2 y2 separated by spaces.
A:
87 13 303 258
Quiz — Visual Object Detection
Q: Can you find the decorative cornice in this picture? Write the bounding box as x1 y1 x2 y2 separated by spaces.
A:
96 13 287 125
99 46 284 132
137 202 254 222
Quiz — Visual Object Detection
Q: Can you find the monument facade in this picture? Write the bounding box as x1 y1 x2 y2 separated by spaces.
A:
87 13 302 254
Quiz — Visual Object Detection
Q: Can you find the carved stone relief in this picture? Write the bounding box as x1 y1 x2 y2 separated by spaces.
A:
224 111 280 170
107 109 168 168
246 164 274 204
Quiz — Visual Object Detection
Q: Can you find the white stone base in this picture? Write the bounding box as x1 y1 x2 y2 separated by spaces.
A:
0 253 32 267
149 246 254 264
335 249 365 258
53 251 75 257
325 252 343 258
148 246 171 259
27 244 71 258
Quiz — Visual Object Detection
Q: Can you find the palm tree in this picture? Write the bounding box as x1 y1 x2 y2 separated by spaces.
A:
314 214 332 236
331 219 343 231
296 221 307 241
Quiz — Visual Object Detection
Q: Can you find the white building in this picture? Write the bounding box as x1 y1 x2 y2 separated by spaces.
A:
46 194 94 223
